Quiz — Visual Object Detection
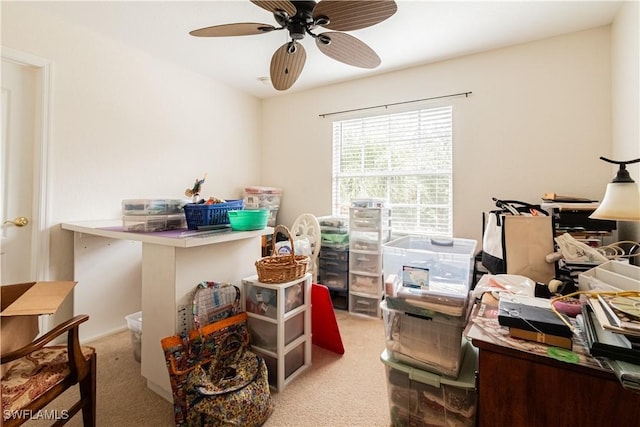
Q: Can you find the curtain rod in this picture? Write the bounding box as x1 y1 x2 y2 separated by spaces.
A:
318 91 472 118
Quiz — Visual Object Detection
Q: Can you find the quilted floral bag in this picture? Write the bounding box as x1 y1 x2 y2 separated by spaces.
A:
161 312 273 427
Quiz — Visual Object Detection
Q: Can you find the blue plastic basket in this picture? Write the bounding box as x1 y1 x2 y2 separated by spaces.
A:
183 200 244 230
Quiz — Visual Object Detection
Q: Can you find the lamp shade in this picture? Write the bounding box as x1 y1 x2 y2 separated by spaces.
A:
589 182 640 221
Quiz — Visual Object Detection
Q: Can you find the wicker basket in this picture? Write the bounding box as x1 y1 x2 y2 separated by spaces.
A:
255 225 309 284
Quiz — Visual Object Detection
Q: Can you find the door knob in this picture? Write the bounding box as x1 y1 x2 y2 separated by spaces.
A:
3 217 29 227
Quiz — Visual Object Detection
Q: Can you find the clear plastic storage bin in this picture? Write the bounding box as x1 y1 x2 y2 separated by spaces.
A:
383 235 477 298
122 199 189 216
381 300 469 377
243 186 282 209
381 346 477 427
122 214 186 232
125 311 142 362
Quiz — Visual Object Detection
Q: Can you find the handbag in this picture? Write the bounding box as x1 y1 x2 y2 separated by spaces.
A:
161 313 274 427
481 198 556 283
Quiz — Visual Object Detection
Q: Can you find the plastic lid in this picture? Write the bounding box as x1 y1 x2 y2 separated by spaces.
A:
244 186 282 194
380 341 477 389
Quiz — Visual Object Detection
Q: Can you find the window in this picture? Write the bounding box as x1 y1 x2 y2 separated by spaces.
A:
332 105 453 236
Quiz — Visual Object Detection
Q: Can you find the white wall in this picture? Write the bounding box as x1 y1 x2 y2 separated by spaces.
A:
611 1 640 255
3 3 637 278
261 27 613 245
2 3 263 281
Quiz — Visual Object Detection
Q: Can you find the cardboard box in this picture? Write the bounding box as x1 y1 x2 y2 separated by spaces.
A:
1 281 77 376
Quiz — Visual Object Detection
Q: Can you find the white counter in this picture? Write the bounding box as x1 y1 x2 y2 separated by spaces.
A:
62 220 273 401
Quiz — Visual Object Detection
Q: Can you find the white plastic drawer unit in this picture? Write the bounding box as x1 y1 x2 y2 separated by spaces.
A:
349 293 382 318
350 252 381 274
244 281 305 319
247 312 305 352
350 230 385 252
350 209 391 230
350 272 382 295
241 274 312 393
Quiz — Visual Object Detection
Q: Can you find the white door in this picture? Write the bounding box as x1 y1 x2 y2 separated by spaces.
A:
1 50 51 285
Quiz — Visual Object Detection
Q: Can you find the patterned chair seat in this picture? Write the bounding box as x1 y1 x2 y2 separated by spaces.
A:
1 345 95 421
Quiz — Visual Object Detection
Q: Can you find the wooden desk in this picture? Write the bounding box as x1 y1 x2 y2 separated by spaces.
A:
467 303 640 427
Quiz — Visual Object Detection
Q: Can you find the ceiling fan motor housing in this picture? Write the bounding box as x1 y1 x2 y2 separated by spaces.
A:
285 1 317 40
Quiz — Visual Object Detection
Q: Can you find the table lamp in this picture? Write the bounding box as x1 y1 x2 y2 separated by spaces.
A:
589 157 640 221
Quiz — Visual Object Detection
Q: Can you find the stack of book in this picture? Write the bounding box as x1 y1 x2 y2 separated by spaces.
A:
497 295 573 350
579 294 640 365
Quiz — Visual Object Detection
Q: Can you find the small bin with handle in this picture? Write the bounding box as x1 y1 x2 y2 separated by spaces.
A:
183 200 244 230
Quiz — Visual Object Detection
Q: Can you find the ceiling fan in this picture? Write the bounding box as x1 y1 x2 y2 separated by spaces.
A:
189 0 398 91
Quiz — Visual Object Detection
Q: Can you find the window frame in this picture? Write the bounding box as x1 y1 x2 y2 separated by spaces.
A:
331 103 454 236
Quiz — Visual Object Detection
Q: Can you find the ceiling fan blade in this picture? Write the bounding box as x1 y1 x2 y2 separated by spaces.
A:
250 0 297 17
313 0 397 31
316 32 381 69
270 42 306 90
189 22 277 37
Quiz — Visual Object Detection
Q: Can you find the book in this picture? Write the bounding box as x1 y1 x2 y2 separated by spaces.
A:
508 326 573 349
586 296 640 338
579 303 640 365
597 294 640 333
498 299 572 338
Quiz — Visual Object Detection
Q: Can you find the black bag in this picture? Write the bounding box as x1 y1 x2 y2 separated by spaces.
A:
482 198 556 283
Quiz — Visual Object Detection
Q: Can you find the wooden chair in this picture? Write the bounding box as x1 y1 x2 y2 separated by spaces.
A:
1 315 96 427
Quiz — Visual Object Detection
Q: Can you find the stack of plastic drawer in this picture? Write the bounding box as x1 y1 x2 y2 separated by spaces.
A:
317 216 349 309
348 204 391 318
380 235 479 427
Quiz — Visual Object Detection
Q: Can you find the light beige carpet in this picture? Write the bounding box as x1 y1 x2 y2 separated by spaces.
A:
23 310 391 427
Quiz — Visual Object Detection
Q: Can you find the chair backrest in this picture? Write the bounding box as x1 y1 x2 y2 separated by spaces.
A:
290 213 321 283
0 315 96 427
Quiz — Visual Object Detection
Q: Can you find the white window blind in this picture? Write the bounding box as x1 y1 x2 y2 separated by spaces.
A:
332 105 453 235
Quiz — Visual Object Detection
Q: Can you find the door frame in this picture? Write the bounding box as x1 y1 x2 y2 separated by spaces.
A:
2 47 53 281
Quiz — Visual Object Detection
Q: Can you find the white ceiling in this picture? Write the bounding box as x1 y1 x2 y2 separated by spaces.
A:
24 1 623 98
